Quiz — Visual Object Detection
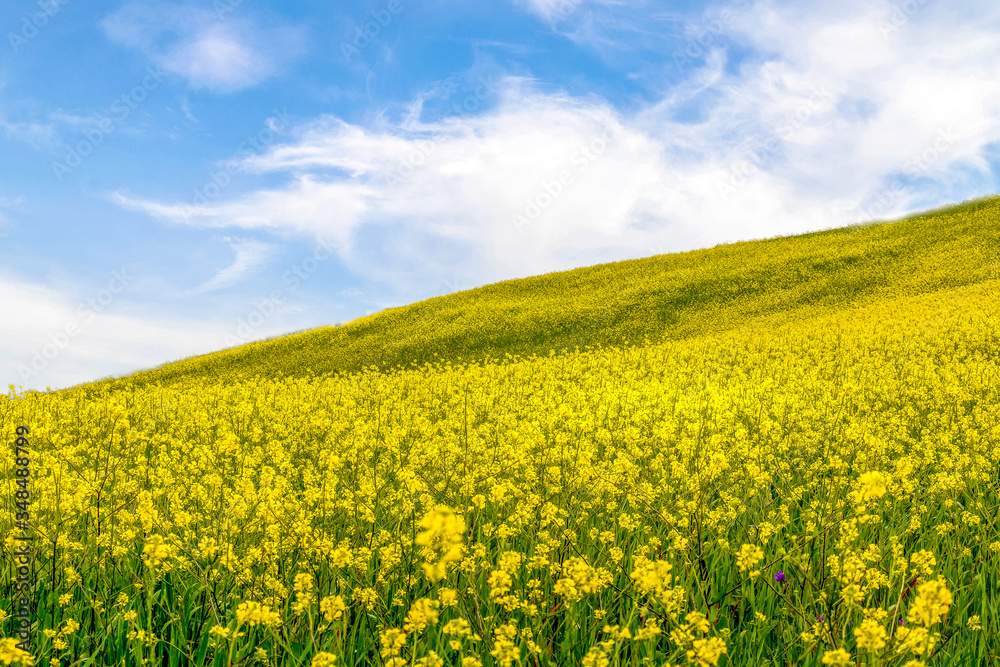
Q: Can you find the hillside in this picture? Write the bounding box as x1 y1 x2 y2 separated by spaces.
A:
92 196 1000 391
4 196 1000 666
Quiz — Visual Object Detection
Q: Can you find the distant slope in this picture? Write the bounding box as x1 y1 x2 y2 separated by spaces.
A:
95 196 1000 390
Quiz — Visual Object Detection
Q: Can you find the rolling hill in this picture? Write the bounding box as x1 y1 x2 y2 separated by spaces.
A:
94 195 1000 391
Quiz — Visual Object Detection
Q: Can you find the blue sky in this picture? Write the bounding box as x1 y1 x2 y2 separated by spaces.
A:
2 0 999 390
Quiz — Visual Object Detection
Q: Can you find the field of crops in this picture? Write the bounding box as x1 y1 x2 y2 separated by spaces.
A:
3 199 1000 666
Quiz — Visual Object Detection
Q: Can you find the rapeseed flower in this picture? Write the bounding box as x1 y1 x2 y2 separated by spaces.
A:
821 648 852 666
906 578 952 627
235 600 281 628
736 544 763 575
853 618 886 650
311 653 337 667
686 637 727 667
0 638 34 666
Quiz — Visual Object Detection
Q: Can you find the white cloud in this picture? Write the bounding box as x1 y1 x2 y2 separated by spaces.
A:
0 116 58 149
0 276 223 391
100 2 306 92
516 0 627 25
113 1 1000 300
180 237 276 295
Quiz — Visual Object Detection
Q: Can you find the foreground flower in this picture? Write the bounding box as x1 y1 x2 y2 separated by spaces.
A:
854 618 887 650
311 653 337 667
415 505 467 583
821 648 852 666
686 636 727 667
0 638 34 666
380 629 407 658
907 578 952 627
736 544 764 575
235 600 281 628
856 471 888 502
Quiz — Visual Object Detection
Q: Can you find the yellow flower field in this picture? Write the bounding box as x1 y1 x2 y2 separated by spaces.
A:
2 199 1000 665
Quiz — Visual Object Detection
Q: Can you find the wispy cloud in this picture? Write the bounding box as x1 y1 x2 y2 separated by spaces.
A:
100 1 307 92
180 237 276 295
111 0 1000 301
0 116 58 149
0 275 221 390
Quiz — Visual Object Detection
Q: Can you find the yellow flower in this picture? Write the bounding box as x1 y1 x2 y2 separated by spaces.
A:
438 588 459 607
821 648 852 666
581 645 609 667
142 534 172 570
488 570 513 598
235 600 282 628
630 556 674 604
894 626 934 655
906 578 952 627
415 505 466 583
736 544 763 574
685 611 710 634
416 652 444 667
311 653 337 667
841 583 863 606
443 618 472 637
686 637 727 667
853 618 886 650
967 615 982 631
354 588 380 611
404 598 440 634
909 550 936 577
0 638 34 666
490 624 521 667
380 628 407 658
856 471 888 502
320 595 346 622
554 556 612 602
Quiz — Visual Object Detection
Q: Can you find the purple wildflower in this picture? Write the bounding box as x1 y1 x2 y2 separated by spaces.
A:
816 615 825 623
774 570 786 583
